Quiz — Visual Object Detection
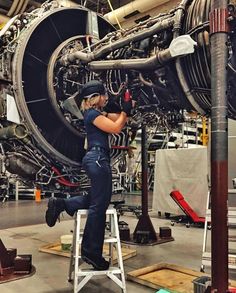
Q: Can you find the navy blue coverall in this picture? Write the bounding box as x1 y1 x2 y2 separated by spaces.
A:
64 108 112 259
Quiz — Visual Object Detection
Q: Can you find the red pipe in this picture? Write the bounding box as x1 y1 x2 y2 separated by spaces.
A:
111 145 129 150
52 166 80 187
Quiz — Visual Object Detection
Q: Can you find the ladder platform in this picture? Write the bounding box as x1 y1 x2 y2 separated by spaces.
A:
76 208 117 215
76 267 122 276
76 236 118 244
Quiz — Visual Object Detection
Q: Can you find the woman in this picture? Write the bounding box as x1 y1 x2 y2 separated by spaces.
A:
45 80 132 270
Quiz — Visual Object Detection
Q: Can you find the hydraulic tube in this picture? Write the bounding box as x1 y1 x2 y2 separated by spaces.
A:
60 17 175 65
88 34 196 71
88 49 172 71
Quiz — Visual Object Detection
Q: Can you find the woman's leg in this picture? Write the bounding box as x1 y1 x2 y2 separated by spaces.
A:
64 194 90 216
45 193 90 227
81 153 112 260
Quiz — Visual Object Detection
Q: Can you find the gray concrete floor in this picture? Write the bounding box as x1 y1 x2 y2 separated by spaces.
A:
0 196 233 292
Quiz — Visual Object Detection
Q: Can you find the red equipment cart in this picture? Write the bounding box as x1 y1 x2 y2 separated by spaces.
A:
170 190 206 228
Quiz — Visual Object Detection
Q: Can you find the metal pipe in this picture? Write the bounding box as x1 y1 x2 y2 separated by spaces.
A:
132 124 157 243
141 125 148 216
60 16 175 65
0 124 28 140
7 0 19 17
14 0 25 15
210 0 229 291
88 48 172 71
20 0 30 14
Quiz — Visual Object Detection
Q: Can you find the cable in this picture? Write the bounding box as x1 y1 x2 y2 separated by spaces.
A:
106 0 122 30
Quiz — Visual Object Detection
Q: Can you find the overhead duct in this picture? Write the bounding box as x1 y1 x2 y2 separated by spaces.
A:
0 0 51 16
104 0 171 25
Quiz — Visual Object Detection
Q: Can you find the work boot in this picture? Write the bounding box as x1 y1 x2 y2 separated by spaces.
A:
81 249 109 271
45 197 65 227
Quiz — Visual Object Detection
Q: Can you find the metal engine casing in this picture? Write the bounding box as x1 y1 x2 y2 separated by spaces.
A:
0 0 235 190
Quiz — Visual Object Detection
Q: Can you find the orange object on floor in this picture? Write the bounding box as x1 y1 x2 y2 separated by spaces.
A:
34 189 41 202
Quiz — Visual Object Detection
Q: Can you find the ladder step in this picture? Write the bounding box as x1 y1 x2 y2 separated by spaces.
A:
76 267 122 276
205 209 236 224
104 237 118 243
201 192 236 272
76 208 117 216
76 237 118 244
202 252 236 269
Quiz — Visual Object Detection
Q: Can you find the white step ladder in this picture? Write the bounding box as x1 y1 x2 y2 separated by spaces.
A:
201 190 236 272
68 207 126 292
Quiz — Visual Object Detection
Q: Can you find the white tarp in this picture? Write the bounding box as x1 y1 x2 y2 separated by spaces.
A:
152 147 209 217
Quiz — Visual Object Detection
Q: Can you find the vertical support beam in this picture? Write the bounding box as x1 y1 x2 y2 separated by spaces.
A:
209 1 229 291
141 125 148 216
133 124 157 242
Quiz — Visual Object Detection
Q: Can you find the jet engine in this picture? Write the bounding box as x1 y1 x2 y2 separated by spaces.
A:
0 0 235 191
0 1 115 190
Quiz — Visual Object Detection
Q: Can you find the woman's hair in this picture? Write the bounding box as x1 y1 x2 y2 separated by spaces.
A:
80 95 101 111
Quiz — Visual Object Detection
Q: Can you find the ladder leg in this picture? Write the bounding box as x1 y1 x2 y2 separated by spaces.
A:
109 212 114 265
113 210 126 292
201 191 210 271
68 214 77 282
74 212 81 293
77 275 93 291
107 272 124 288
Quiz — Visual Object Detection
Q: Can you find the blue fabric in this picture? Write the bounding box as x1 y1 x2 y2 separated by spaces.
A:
84 108 109 151
64 107 112 258
81 150 112 257
64 194 90 216
64 149 112 258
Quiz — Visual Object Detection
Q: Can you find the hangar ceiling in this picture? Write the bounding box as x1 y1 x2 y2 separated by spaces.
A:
0 0 179 27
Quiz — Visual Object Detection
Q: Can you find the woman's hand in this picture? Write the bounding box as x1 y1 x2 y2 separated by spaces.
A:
121 99 132 116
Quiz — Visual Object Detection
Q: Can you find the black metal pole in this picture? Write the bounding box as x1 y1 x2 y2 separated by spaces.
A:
133 124 157 243
210 0 229 291
141 125 148 216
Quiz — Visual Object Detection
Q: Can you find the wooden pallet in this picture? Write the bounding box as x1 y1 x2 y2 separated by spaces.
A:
128 263 206 293
127 263 236 293
39 242 137 263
